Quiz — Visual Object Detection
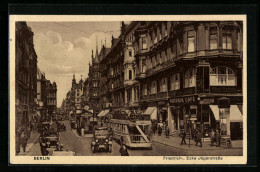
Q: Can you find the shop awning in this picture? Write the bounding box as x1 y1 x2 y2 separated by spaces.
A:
230 105 243 122
209 105 220 121
97 110 105 117
103 110 110 117
144 107 157 120
69 111 73 115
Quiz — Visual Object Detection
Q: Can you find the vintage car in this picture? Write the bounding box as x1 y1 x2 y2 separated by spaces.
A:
45 134 60 149
91 127 112 153
57 122 66 131
64 115 69 120
40 122 50 133
57 116 64 121
70 120 77 129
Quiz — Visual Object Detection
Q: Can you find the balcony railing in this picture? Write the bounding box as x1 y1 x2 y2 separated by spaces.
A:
146 59 175 76
140 92 168 101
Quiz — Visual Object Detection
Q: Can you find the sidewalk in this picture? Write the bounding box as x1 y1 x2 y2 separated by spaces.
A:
152 134 243 150
71 129 93 138
18 130 40 156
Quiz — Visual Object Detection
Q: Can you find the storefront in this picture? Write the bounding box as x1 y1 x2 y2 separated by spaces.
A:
209 97 243 140
169 95 199 135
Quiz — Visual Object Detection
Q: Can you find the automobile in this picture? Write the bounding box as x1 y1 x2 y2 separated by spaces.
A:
40 122 50 133
64 116 69 120
57 116 64 121
57 122 66 131
70 120 77 129
45 135 60 149
91 127 112 153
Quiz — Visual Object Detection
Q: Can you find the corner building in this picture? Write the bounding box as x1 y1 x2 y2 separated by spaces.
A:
133 21 243 140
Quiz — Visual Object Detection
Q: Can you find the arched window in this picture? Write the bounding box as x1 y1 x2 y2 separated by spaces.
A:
184 68 196 88
170 73 180 90
160 77 168 92
210 66 236 86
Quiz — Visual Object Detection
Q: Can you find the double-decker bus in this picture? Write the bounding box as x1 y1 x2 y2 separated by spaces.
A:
109 110 152 149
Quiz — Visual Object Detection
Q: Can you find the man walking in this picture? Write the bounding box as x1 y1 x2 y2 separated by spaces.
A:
216 130 221 147
210 129 216 146
195 130 202 147
158 125 162 136
165 125 170 138
180 129 186 145
20 131 27 152
16 134 20 155
119 143 129 156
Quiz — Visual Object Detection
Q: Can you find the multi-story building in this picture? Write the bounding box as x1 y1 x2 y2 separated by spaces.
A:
36 67 48 119
133 21 243 140
46 80 57 116
15 22 38 133
89 48 101 116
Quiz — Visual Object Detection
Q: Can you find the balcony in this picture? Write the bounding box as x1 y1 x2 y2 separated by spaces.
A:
210 86 241 93
124 80 138 86
146 59 175 77
135 72 146 80
140 92 168 101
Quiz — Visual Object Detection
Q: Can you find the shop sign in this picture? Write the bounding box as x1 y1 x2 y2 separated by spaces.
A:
158 101 166 106
200 98 214 104
169 95 197 104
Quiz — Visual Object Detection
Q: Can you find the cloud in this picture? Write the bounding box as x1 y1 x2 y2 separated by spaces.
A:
33 30 115 107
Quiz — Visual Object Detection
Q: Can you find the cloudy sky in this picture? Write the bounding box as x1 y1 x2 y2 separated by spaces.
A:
27 22 122 107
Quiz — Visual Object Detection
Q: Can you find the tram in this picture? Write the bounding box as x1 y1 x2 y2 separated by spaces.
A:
109 110 152 149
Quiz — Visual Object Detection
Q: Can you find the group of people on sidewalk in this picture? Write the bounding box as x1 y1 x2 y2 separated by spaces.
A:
151 121 170 138
180 128 222 148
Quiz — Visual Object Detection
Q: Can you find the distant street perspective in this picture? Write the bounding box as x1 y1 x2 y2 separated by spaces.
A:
15 21 243 156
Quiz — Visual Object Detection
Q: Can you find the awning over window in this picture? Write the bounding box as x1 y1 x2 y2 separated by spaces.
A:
209 105 220 121
97 110 105 117
102 110 110 117
230 105 243 122
144 107 157 120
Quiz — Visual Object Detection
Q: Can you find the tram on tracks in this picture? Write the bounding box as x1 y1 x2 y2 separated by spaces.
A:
109 110 152 149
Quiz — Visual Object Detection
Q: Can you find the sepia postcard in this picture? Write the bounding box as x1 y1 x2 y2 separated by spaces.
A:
9 15 247 164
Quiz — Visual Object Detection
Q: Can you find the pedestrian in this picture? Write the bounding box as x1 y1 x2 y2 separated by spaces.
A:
15 134 20 155
195 130 202 147
26 124 31 139
158 125 162 136
20 131 27 152
165 125 170 138
148 127 153 141
119 143 129 156
180 129 186 145
30 121 33 131
216 130 221 147
210 129 216 146
120 136 124 146
152 125 156 135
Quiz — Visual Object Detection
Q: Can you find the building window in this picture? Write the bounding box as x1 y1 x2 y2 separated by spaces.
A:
187 30 195 52
129 50 132 57
209 27 218 50
222 27 232 50
129 70 132 80
210 66 236 86
184 68 196 88
142 37 147 49
151 80 157 94
142 84 147 96
160 77 167 92
141 59 146 73
170 73 180 90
